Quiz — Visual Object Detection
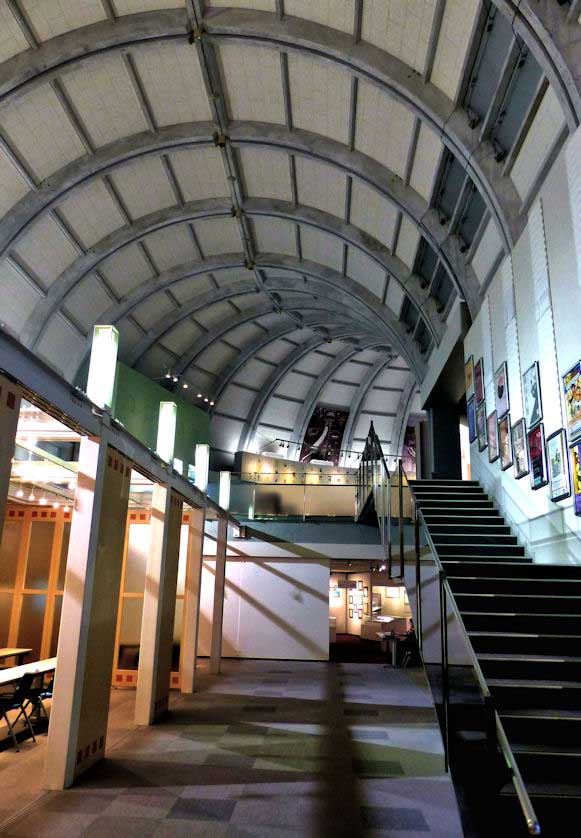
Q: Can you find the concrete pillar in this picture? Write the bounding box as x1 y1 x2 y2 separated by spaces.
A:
210 517 228 675
135 484 183 725
45 437 131 789
429 404 462 479
0 374 21 546
180 506 206 694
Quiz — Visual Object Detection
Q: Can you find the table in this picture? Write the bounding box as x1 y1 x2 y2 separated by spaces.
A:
0 648 32 667
0 657 57 687
377 633 401 667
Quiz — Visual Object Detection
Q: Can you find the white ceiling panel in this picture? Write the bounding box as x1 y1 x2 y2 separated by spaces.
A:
252 217 296 257
111 156 175 219
284 0 355 34
100 243 155 297
20 0 106 41
276 371 314 400
349 180 397 249
226 321 264 348
361 1 436 75
319 382 356 406
384 279 405 316
511 86 566 202
133 292 176 331
238 147 292 201
210 414 246 455
258 335 303 364
374 366 409 389
0 5 29 63
293 351 328 376
300 227 343 273
193 217 242 256
142 225 197 271
363 388 401 412
114 0 182 14
0 147 29 217
355 80 415 180
193 298 241 329
431 0 481 101
0 84 86 180
295 157 347 217
138 343 181 381
63 274 113 332
0 258 43 334
159 318 204 357
169 147 229 201
218 43 285 124
363 414 393 442
216 384 258 421
260 398 301 428
196 341 239 375
13 215 79 291
288 53 351 144
333 361 366 385
227 292 263 313
347 247 386 299
57 179 126 248
36 314 85 382
409 123 444 202
234 358 274 388
132 42 212 126
116 317 144 359
171 274 215 304
61 53 148 148
395 217 420 269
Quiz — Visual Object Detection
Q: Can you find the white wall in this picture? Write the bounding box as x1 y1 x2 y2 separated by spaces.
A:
464 126 581 564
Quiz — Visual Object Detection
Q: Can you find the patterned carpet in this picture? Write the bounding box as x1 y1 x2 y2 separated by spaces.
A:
1 660 463 837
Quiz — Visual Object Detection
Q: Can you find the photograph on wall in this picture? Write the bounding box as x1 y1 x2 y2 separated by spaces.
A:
571 445 581 516
349 608 353 619
467 397 476 443
402 424 417 479
364 587 368 597
358 608 363 619
498 414 513 470
511 418 529 479
563 362 581 445
487 411 499 463
465 355 474 401
474 358 484 404
522 361 542 429
358 580 363 590
494 362 510 418
528 423 548 490
349 595 353 604
546 428 571 502
299 403 349 465
476 401 488 451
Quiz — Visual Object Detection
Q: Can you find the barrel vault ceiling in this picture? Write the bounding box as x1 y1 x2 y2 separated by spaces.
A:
0 0 578 467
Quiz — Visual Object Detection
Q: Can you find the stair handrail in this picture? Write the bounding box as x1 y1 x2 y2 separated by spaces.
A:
412 499 541 836
357 423 393 571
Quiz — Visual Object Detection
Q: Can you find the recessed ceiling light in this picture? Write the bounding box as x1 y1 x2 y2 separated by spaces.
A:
209 401 214 406
39 497 47 506
203 397 209 403
16 489 24 498
53 501 60 509
172 376 178 383
182 383 188 389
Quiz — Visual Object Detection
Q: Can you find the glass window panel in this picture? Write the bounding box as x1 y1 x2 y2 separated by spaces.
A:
0 592 13 645
25 522 55 590
124 525 150 593
172 598 183 671
50 595 63 657
0 521 22 588
176 525 188 596
57 522 71 590
117 597 143 669
18 594 47 661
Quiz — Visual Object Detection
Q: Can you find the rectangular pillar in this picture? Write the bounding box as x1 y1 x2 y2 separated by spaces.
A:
180 506 206 694
135 484 183 725
0 374 21 546
210 517 228 675
45 437 131 789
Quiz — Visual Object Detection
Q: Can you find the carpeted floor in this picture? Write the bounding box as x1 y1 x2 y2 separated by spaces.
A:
1 659 463 837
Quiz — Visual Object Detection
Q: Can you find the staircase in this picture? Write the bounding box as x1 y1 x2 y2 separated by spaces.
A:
409 477 581 837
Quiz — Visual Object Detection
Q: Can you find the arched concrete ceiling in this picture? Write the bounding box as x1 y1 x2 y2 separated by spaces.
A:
0 0 575 466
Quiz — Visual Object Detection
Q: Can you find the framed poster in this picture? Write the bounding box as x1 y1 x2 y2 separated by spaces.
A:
511 418 529 479
522 362 542 429
528 423 548 490
364 587 368 597
571 445 581 516
487 411 499 463
349 608 353 619
358 608 363 619
299 403 349 465
364 603 369 616
476 401 488 451
474 358 484 404
372 593 381 609
468 397 476 443
465 355 475 401
563 362 581 445
349 595 353 604
357 580 363 590
494 362 510 418
546 428 571 502
498 414 513 470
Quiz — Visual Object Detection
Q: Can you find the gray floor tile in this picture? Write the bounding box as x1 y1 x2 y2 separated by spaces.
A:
361 805 430 831
168 798 236 822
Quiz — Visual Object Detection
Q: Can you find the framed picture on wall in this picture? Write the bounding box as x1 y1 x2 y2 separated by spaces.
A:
522 361 542 429
349 595 353 604
468 397 477 443
498 414 513 470
528 423 548 490
571 445 581 516
563 362 581 445
476 401 488 451
358 580 363 590
487 411 499 463
546 428 571 502
494 362 510 418
465 355 475 401
349 608 353 619
474 358 485 404
358 608 363 619
364 587 368 597
364 603 369 616
511 418 529 479
372 592 381 609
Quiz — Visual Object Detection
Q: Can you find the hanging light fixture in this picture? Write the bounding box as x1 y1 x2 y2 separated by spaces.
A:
28 489 36 502
16 488 24 498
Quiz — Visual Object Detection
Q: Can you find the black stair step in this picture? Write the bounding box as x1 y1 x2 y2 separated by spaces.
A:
449 576 581 595
443 561 581 579
501 710 581 747
413 491 488 501
432 533 518 545
469 631 581 657
416 498 495 509
456 593 581 615
462 612 581 633
409 479 480 486
500 786 581 838
437 544 526 557
479 653 581 682
510 746 581 783
428 523 511 535
422 514 505 526
489 679 581 710
422 508 502 519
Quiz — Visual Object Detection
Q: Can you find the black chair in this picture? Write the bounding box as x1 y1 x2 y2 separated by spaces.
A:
0 673 37 751
23 672 50 727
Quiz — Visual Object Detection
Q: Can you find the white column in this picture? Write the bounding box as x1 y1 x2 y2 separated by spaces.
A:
45 437 131 788
210 516 228 675
180 506 206 694
135 484 183 725
0 374 21 546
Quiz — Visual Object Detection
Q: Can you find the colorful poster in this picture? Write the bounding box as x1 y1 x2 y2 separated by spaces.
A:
571 445 581 516
494 362 510 418
476 401 487 451
487 411 499 463
546 429 571 502
499 414 513 470
563 362 581 444
474 358 484 404
299 404 349 466
511 419 529 479
467 398 476 443
465 356 474 401
528 423 547 490
522 361 542 429
402 425 417 478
